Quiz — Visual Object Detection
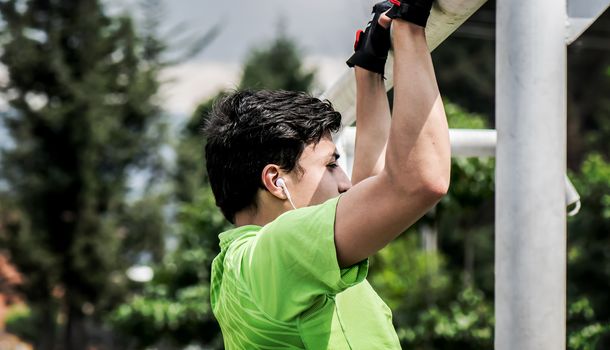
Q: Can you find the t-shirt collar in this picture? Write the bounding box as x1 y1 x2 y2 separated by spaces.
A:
219 225 261 249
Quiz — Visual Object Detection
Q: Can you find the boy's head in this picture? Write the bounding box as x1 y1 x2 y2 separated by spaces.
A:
203 90 351 224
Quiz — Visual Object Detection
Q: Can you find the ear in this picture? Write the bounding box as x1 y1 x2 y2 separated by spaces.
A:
261 164 286 200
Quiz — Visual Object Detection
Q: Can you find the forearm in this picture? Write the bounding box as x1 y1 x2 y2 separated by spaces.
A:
352 68 391 185
334 2 449 268
385 21 450 194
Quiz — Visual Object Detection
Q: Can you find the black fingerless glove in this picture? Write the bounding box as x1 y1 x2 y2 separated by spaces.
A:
346 1 393 76
386 0 434 28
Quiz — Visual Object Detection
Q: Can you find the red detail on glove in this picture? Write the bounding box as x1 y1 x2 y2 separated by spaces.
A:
354 29 364 51
389 0 401 6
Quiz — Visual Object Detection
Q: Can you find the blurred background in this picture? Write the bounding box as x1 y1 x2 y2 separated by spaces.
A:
0 0 609 349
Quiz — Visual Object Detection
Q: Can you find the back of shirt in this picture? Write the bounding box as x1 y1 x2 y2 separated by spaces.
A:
210 196 401 349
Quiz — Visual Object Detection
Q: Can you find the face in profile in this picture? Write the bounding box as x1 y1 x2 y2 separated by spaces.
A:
283 136 352 207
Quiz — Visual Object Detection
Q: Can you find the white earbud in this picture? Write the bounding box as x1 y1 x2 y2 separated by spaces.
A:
276 177 297 210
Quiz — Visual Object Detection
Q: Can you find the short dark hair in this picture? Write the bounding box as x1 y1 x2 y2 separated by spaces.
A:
202 90 342 223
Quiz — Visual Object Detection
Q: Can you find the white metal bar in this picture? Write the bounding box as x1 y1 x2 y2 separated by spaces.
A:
566 0 610 44
496 0 567 348
566 176 581 216
448 129 496 157
337 127 580 214
338 128 498 165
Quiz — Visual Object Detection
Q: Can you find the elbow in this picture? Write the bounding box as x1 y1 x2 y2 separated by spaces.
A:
422 158 451 199
414 167 451 204
387 171 450 204
384 161 451 202
422 176 450 200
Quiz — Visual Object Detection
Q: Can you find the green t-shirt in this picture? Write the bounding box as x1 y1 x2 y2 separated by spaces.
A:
210 196 401 349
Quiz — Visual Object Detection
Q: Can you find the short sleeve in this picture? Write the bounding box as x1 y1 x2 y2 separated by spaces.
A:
241 196 368 321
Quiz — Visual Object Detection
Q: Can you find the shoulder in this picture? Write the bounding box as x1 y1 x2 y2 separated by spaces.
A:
264 196 341 235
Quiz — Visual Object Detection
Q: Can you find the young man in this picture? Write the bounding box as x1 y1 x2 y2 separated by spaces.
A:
205 0 449 348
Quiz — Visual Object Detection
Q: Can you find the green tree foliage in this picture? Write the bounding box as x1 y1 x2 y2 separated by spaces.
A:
567 29 610 168
112 32 315 348
240 32 316 91
366 102 496 349
371 234 494 349
0 0 166 348
433 3 610 169
113 9 610 349
371 101 610 349
110 187 230 348
173 97 215 203
430 5 610 347
568 297 610 350
567 153 610 348
430 2 496 119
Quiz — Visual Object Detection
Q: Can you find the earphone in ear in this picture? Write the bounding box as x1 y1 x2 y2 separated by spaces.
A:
275 177 286 188
275 177 297 210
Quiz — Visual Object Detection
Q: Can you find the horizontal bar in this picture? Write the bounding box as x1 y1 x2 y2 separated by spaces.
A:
567 0 610 44
336 127 580 214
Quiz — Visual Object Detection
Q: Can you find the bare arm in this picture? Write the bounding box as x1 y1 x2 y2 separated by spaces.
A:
351 69 391 185
351 12 393 185
334 20 450 268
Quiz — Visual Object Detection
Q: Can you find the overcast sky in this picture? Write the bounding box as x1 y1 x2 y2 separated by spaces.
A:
1 1 380 121
152 0 377 62
116 0 381 115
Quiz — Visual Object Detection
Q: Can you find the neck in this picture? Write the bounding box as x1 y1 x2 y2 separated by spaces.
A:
234 209 271 227
234 195 292 227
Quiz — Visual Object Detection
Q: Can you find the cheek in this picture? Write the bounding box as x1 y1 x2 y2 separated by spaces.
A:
300 170 335 204
321 170 341 193
296 169 325 195
306 166 328 185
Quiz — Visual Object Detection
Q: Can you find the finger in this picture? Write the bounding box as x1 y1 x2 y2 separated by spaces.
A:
378 11 392 29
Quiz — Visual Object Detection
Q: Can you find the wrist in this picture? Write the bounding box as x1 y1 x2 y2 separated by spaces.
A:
355 67 384 83
386 0 433 28
392 19 425 36
392 20 426 48
356 68 386 93
356 66 381 77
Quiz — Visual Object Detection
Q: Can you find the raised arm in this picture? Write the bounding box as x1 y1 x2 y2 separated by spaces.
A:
352 69 391 185
347 5 393 184
334 2 450 268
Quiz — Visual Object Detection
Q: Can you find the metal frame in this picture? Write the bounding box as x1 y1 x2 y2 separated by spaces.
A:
495 1 568 348
336 128 581 215
322 0 609 347
567 0 610 44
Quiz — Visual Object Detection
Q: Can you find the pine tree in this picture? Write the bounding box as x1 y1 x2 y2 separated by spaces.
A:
240 32 316 92
0 0 165 348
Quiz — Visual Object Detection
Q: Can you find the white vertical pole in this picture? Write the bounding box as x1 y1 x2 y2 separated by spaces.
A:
495 0 567 349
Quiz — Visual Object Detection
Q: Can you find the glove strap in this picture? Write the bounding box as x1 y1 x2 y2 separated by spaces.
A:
387 0 433 28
